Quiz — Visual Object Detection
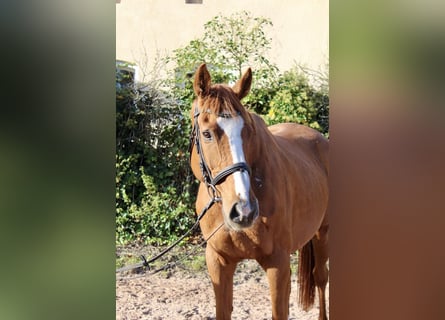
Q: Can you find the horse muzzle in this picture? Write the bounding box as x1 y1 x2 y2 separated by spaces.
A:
228 198 259 230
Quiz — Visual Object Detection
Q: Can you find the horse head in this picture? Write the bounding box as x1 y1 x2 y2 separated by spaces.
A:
190 63 259 231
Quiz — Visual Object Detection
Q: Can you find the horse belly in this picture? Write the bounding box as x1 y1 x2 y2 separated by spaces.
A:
268 151 328 251
289 171 328 251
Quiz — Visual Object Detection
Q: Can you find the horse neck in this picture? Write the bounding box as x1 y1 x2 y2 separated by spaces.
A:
248 113 281 171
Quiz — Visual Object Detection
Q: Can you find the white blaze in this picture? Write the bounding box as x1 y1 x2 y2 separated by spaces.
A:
216 116 251 203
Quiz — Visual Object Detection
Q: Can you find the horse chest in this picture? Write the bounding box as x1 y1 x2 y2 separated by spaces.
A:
216 222 274 259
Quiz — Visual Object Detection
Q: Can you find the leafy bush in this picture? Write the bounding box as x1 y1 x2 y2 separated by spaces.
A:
262 66 329 136
116 167 194 244
166 11 278 110
116 67 197 245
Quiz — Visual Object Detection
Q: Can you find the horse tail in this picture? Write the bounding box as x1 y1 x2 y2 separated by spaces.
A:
298 240 316 311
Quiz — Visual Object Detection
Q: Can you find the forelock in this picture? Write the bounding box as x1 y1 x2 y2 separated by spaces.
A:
203 85 245 116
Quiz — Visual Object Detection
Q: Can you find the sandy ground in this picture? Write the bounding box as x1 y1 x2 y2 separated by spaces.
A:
116 245 329 320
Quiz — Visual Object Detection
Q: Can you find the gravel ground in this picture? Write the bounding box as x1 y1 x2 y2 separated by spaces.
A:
116 244 329 319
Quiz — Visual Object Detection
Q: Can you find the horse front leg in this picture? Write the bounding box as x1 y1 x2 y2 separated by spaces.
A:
205 246 237 320
258 250 291 320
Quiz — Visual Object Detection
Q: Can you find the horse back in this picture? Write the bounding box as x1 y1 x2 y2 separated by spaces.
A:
268 123 329 175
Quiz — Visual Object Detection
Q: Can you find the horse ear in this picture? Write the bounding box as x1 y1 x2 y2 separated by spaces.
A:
233 68 252 100
193 63 211 97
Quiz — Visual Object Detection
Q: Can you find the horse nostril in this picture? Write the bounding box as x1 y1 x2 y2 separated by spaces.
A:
229 201 254 226
229 203 241 223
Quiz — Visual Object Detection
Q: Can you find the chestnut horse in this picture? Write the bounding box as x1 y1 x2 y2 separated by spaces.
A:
189 64 329 320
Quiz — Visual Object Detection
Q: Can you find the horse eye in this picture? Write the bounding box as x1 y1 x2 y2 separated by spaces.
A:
202 130 213 141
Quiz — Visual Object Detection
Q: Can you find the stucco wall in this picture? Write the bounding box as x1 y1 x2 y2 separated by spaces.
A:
116 0 328 81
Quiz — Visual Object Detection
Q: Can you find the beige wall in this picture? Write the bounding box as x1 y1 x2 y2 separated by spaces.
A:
116 0 328 81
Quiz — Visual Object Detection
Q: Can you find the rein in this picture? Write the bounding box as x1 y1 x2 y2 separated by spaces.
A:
116 196 219 274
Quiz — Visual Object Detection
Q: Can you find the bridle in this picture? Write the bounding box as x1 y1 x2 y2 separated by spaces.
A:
189 102 252 201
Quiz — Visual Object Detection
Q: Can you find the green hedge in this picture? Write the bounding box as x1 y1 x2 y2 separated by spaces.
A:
116 72 197 244
259 66 329 136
